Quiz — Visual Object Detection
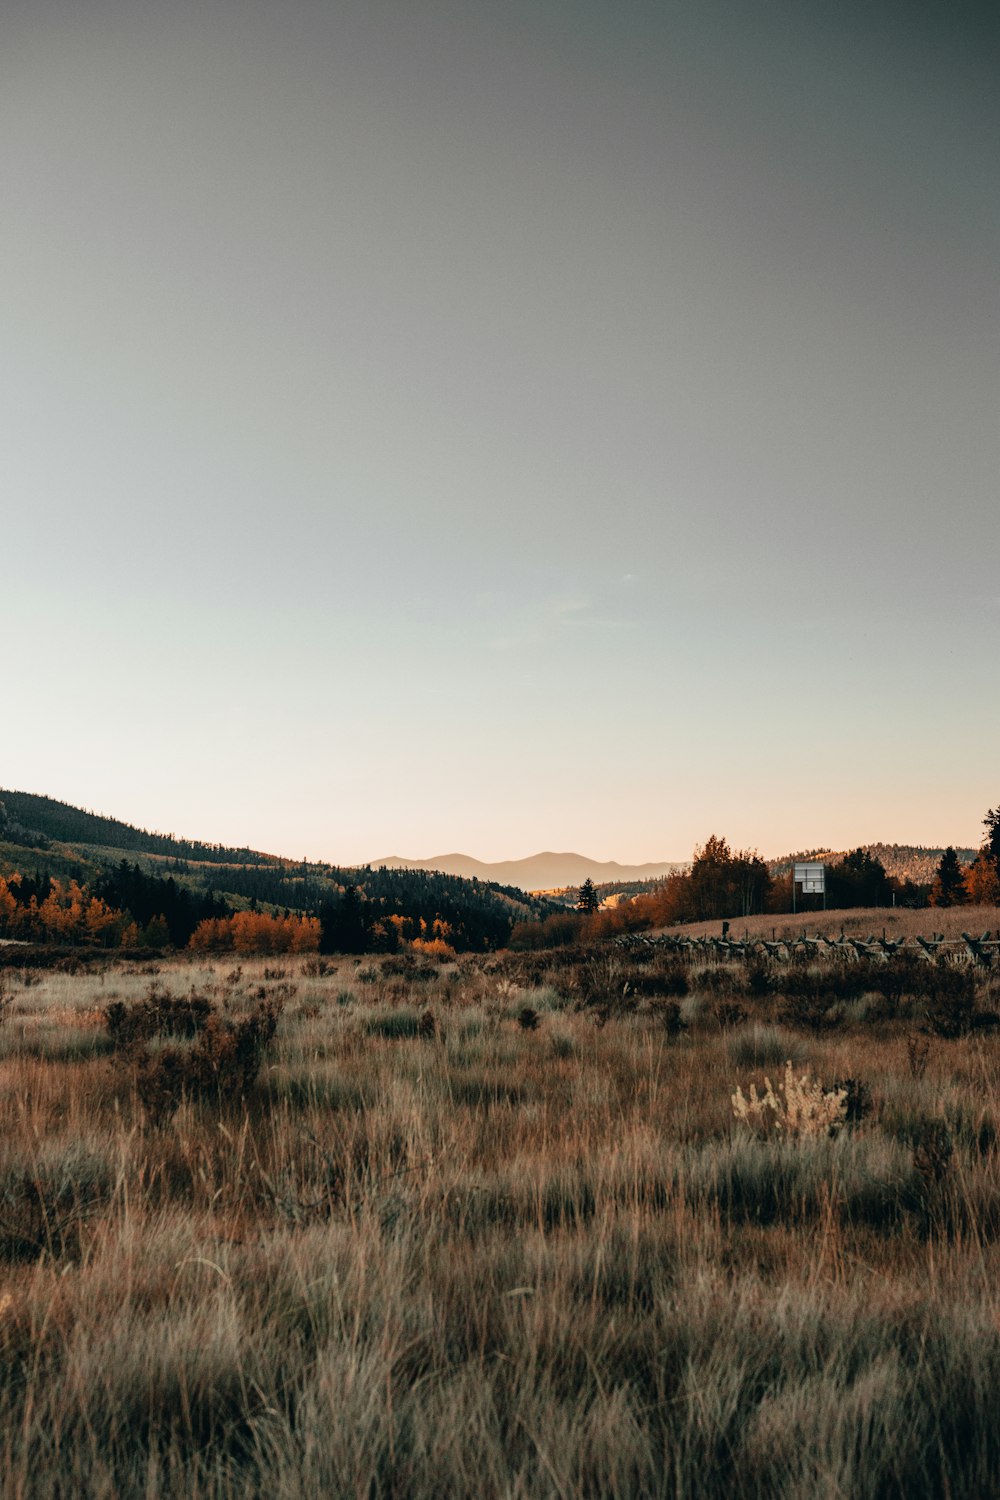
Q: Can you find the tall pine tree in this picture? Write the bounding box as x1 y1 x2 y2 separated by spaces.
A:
983 806 1000 866
577 878 599 913
931 847 966 907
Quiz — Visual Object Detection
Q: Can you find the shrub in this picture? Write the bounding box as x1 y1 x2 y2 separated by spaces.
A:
912 1120 954 1188
922 966 977 1039
381 954 416 977
732 1062 848 1139
778 968 845 1033
864 954 923 1018
123 999 283 1125
630 961 689 999
713 998 748 1031
410 937 457 961
746 957 775 996
831 1077 873 1125
651 998 687 1038
691 966 736 997
104 988 212 1049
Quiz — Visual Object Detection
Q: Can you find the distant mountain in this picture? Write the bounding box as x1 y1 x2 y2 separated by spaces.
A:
371 852 684 893
769 844 979 884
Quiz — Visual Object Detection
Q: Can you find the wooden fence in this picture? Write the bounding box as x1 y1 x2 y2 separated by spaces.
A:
614 930 1000 967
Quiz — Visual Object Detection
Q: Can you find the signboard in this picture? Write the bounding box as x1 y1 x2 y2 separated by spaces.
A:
793 862 825 894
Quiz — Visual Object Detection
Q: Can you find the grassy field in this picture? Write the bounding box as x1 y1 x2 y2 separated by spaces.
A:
2 935 1000 1497
665 902 1000 943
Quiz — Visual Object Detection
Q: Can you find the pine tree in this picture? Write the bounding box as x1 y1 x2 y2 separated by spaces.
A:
689 834 733 920
577 878 599 913
930 847 966 908
983 807 1000 866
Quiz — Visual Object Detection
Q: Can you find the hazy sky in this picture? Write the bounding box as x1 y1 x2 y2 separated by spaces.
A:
3 0 998 863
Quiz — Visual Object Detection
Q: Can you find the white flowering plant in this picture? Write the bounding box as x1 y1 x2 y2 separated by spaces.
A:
732 1061 848 1139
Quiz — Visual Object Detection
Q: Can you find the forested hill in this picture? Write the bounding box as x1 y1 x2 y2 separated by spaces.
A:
0 790 275 866
0 790 557 951
770 844 978 883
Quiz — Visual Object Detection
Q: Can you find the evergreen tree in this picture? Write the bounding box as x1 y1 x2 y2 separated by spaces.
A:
930 847 966 907
319 883 370 952
576 878 599 913
689 835 733 920
142 915 171 948
983 807 1000 866
827 849 891 908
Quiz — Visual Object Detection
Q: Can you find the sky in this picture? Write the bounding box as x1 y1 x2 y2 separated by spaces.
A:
2 0 998 864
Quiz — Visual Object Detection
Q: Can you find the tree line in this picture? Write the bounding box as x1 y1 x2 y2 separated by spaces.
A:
511 806 1000 947
0 857 557 955
929 807 1000 907
0 867 230 949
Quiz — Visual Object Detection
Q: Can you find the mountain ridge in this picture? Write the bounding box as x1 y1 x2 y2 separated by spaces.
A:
371 851 685 890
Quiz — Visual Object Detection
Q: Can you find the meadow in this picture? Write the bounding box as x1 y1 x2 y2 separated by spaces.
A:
2 920 1000 1498
667 904 998 943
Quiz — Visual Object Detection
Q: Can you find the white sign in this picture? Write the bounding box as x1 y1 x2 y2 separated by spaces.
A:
794 861 825 894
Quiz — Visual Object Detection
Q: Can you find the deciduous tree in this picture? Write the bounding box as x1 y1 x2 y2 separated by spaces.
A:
965 851 1000 906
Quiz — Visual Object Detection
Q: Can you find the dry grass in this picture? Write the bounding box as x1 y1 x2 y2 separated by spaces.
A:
668 903 999 942
1 950 1000 1495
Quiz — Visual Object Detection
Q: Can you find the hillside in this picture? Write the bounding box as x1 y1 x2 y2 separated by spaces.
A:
769 843 979 883
0 790 556 951
0 790 277 866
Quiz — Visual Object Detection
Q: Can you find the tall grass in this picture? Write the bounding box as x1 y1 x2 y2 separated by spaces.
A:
1 950 1000 1495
